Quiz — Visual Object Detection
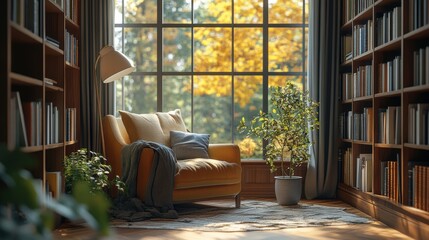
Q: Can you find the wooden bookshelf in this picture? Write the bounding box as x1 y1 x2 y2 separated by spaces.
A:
339 0 429 238
1 0 80 201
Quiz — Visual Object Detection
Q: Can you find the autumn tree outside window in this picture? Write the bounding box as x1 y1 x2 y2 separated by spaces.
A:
114 0 309 159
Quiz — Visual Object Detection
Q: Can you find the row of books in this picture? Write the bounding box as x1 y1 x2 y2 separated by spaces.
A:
342 0 374 23
11 0 43 37
65 108 77 142
46 102 60 145
408 103 429 145
339 111 353 140
413 46 429 87
10 92 41 148
378 55 402 93
342 73 353 100
408 163 429 211
380 157 401 203
356 153 373 192
64 0 78 22
65 31 79 66
353 20 374 56
375 6 402 47
342 148 374 191
342 148 354 186
10 91 77 148
354 64 373 98
378 106 401 145
353 107 373 142
411 0 429 30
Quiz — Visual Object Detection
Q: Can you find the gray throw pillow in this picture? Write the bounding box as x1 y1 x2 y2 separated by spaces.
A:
170 130 210 160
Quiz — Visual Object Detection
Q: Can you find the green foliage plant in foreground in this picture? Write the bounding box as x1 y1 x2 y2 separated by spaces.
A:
0 145 112 239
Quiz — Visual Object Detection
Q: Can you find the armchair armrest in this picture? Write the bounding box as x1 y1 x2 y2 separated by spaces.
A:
208 143 241 165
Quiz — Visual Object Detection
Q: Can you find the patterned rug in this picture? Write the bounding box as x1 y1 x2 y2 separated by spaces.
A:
111 200 372 232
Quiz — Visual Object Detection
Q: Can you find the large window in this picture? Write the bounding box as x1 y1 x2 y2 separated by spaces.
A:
114 0 309 159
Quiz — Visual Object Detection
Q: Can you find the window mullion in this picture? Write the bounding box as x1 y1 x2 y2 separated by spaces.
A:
157 0 163 111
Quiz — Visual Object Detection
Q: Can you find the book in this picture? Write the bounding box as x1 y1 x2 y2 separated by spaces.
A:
12 92 28 147
396 153 402 203
46 171 61 199
22 102 34 146
356 157 362 190
360 153 373 192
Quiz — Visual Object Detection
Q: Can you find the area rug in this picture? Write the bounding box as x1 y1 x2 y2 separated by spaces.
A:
110 200 372 232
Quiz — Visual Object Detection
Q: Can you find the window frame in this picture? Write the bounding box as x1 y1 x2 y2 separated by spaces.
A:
114 0 308 154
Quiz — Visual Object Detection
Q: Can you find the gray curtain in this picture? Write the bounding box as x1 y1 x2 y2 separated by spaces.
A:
80 0 115 153
305 0 340 199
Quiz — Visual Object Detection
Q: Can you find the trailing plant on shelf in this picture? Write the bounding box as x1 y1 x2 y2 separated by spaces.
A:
64 148 125 195
238 82 319 177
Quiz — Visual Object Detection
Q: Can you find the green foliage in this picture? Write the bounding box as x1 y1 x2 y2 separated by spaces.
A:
64 148 125 195
238 83 319 177
0 145 112 239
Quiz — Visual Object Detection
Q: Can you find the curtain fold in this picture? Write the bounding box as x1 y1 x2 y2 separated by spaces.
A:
80 0 114 153
305 0 341 199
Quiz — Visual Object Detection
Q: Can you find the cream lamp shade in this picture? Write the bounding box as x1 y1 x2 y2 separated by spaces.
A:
98 45 135 83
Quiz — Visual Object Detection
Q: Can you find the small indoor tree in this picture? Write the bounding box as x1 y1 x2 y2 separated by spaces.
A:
238 82 319 205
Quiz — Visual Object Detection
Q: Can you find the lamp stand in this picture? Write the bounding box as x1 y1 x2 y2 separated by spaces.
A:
94 54 106 156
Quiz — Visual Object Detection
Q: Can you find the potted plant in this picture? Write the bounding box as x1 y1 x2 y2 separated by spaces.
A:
238 82 319 205
64 148 125 195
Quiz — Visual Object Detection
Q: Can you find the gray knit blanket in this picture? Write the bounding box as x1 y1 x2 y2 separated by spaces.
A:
110 140 179 221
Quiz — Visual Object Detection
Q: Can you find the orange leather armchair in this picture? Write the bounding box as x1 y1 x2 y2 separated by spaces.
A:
103 115 242 207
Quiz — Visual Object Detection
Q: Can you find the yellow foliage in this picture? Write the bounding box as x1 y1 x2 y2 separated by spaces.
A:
238 137 258 158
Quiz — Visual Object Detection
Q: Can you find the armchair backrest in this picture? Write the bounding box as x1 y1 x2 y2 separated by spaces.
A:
103 115 129 180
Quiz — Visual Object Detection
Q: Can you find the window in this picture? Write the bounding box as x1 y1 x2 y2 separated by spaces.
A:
114 0 309 159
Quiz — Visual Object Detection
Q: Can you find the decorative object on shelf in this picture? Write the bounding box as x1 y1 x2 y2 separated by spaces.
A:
94 45 135 155
64 148 125 195
238 83 319 205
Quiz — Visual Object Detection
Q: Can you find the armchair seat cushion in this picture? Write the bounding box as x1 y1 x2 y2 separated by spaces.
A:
175 159 241 189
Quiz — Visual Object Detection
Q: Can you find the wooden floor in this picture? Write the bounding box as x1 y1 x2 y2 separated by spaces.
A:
53 198 413 240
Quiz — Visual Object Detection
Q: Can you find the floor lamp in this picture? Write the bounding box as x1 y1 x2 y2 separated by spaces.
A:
94 46 135 156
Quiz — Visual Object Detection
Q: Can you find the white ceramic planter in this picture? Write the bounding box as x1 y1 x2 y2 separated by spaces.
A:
274 175 302 205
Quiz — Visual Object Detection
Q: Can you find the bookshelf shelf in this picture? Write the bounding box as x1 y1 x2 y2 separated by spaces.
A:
374 89 401 98
21 145 44 153
353 50 373 62
354 6 373 23
46 85 64 92
403 85 429 93
66 140 78 146
374 38 401 52
341 20 353 31
374 143 402 149
45 43 64 56
354 140 373 146
339 0 429 238
10 22 43 44
10 72 43 86
45 143 65 150
404 24 429 40
404 143 429 151
66 18 79 32
353 95 373 102
374 0 400 9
